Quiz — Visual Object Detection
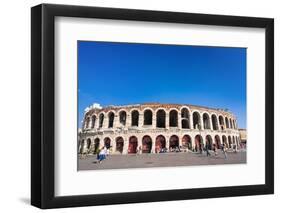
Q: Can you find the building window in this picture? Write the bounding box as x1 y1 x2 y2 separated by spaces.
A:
144 109 153 125
119 111 126 126
169 110 178 127
131 110 139 126
156 109 166 128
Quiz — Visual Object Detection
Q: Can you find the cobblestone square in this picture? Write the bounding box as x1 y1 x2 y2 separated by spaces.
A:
78 151 246 171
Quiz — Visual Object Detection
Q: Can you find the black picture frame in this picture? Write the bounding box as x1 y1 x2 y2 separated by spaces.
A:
31 3 274 209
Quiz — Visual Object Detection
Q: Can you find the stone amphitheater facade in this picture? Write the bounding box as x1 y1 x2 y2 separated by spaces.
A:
78 103 241 155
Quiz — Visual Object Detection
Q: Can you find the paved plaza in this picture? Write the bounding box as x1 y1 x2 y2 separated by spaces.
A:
78 150 246 171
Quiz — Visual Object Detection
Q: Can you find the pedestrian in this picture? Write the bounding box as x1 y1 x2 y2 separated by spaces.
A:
199 143 203 154
213 144 218 156
233 144 237 153
97 146 106 163
205 144 211 156
138 146 142 154
221 143 227 159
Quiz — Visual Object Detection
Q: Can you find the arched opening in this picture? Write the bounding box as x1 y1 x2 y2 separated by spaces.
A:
156 109 166 128
219 115 225 130
182 135 192 150
193 112 201 129
108 112 114 128
181 108 190 129
99 113 104 128
212 114 218 130
203 113 211 129
222 135 228 148
155 135 166 153
229 118 233 129
119 111 126 126
215 135 221 149
225 117 229 128
228 135 232 148
131 110 139 126
205 135 213 150
169 110 178 127
195 135 203 152
232 136 235 146
85 117 90 129
128 136 138 154
91 115 96 128
86 138 91 151
144 109 152 125
142 136 152 153
79 140 84 154
116 137 124 154
104 137 111 149
169 135 179 149
94 138 100 154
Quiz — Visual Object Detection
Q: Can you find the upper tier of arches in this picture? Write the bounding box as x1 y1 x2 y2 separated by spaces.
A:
83 105 238 131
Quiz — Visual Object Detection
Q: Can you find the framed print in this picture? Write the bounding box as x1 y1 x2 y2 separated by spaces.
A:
31 4 274 209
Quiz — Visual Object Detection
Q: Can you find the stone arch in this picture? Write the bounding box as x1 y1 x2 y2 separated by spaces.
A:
85 116 90 129
142 135 152 153
79 139 85 154
108 112 115 128
193 111 201 129
181 108 190 129
169 135 179 149
219 115 225 130
115 137 124 154
182 135 192 150
222 135 228 148
205 135 213 150
128 136 138 154
143 109 153 125
93 138 100 154
156 109 166 128
195 135 203 152
232 136 235 146
131 110 139 126
214 135 221 149
169 109 178 127
91 115 96 128
203 113 211 129
155 135 166 153
225 117 229 128
229 118 233 129
228 135 232 148
233 119 236 129
211 114 219 130
86 138 92 152
104 137 111 149
119 110 127 126
98 113 104 128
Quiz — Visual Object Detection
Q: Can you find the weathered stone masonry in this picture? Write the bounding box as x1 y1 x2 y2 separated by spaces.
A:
78 103 241 154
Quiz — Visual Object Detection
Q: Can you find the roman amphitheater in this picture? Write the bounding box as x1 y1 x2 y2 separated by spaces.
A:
78 103 241 155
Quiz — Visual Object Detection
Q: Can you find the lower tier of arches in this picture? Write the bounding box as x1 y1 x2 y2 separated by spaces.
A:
79 132 241 155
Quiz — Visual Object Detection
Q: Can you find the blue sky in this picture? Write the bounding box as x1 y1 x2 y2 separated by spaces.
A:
78 41 246 128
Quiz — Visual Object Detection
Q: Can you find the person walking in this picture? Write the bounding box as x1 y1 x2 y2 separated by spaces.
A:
205 144 211 157
233 144 237 153
221 143 227 159
213 144 218 157
97 146 106 163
